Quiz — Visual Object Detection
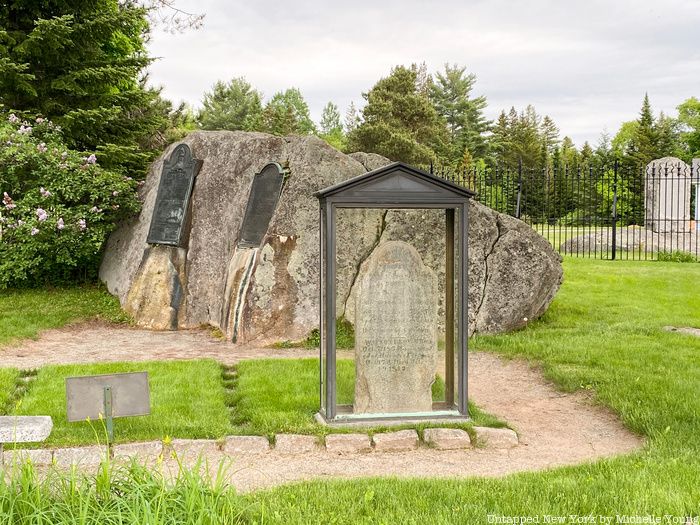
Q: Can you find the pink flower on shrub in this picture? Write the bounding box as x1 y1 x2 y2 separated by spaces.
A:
36 208 48 222
8 114 19 123
78 219 87 231
56 218 65 230
36 117 44 124
17 220 25 227
85 154 97 165
61 151 68 160
18 125 32 135
30 227 39 236
37 142 47 153
90 206 102 213
112 191 119 196
40 187 51 198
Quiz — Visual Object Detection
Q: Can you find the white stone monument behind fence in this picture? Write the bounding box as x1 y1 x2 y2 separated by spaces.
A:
645 157 692 233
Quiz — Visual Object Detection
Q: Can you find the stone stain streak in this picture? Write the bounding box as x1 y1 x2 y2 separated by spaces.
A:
100 131 562 344
474 215 504 330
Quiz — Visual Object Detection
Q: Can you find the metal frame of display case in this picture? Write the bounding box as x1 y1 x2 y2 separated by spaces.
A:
314 162 475 424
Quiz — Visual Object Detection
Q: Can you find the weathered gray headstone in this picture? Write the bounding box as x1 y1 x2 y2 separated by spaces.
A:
353 241 438 414
645 157 691 233
147 144 202 246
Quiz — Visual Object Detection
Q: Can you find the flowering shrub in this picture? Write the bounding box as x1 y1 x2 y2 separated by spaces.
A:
0 113 140 287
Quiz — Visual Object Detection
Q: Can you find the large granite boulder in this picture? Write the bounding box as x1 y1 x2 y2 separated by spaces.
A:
100 131 562 343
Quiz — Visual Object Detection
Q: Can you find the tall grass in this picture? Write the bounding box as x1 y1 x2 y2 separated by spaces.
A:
0 457 247 525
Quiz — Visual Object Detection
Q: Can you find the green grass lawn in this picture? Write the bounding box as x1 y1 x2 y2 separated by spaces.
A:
238 257 700 522
1 357 502 446
2 258 700 523
229 358 504 437
10 360 231 447
0 285 129 347
0 368 19 414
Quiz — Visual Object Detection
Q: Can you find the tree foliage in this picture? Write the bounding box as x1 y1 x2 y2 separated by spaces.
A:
261 88 316 136
0 113 139 287
675 97 700 160
429 63 490 165
197 77 262 131
346 65 448 164
318 102 345 150
0 0 174 176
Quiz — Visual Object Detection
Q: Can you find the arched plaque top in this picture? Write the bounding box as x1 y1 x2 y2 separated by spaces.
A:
237 162 287 248
147 143 203 246
163 144 197 174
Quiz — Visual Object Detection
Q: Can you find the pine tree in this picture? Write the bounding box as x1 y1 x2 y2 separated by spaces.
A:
560 136 580 168
346 65 448 164
344 102 361 133
197 77 263 131
655 112 677 158
429 63 490 165
626 94 658 168
488 111 510 166
594 131 613 166
580 142 593 164
0 0 172 175
261 88 316 136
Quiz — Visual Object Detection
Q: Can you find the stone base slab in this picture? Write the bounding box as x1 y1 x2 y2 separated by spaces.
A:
274 434 320 454
473 427 519 448
372 430 420 452
423 428 472 450
223 435 270 455
325 433 372 454
0 427 518 471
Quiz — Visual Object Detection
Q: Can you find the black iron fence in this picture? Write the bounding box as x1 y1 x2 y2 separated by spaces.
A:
429 161 700 261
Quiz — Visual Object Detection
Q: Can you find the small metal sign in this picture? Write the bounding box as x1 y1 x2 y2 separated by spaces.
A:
147 143 202 246
237 162 286 248
66 372 150 443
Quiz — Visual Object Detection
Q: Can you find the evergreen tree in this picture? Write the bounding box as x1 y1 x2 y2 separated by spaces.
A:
560 136 580 168
346 65 448 164
344 102 361 133
429 63 490 164
510 106 541 168
197 77 263 131
488 111 510 166
0 0 172 175
580 141 593 164
318 101 345 150
655 112 677 158
261 88 316 136
411 62 432 97
540 116 560 155
594 131 613 166
626 94 658 168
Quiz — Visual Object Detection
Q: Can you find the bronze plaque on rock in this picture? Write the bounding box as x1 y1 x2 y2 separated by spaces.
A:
237 162 286 248
147 144 202 246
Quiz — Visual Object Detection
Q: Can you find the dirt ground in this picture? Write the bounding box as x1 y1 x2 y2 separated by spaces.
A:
1 323 644 491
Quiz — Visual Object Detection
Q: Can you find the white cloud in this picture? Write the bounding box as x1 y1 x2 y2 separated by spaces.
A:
146 0 700 146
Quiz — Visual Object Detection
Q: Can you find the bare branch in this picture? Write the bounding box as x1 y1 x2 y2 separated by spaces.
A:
137 0 205 33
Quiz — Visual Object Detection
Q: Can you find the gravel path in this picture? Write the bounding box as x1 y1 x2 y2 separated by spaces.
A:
0 323 644 491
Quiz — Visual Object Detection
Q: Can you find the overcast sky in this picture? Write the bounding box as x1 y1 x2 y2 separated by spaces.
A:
146 0 700 147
